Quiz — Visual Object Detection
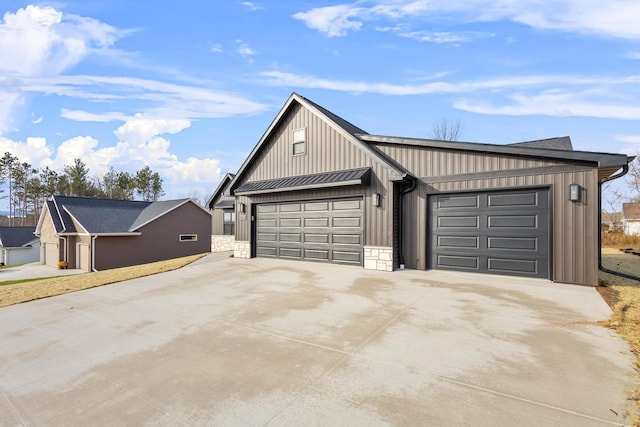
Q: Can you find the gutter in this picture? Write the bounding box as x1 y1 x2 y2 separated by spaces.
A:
598 164 640 282
91 235 99 272
397 175 416 269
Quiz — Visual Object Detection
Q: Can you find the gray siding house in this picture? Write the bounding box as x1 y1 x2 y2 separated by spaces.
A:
0 227 40 266
214 93 630 286
36 195 211 272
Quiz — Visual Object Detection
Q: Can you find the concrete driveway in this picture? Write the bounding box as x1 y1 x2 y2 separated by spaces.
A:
0 254 634 426
0 262 83 281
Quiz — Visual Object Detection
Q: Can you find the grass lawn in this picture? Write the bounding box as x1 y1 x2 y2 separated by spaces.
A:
0 253 208 308
600 246 640 425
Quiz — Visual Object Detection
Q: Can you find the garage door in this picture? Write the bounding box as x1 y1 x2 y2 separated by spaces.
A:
255 198 363 265
429 188 549 278
44 242 59 267
77 244 90 272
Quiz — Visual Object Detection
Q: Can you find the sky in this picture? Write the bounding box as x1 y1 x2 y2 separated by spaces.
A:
1 1 639 209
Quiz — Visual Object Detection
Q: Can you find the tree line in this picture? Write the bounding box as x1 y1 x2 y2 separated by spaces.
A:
0 152 164 226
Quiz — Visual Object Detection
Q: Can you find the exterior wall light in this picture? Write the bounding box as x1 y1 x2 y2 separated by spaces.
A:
569 184 581 202
238 203 246 213
372 193 381 207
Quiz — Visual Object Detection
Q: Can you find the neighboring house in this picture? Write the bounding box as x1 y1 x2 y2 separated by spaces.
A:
207 173 236 252
622 203 640 235
602 211 622 233
35 195 211 272
221 93 631 286
0 226 40 265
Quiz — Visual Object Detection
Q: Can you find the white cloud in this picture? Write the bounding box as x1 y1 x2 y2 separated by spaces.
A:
292 1 640 40
0 5 131 134
396 30 487 44
210 43 223 53
237 41 256 57
454 92 640 120
617 135 640 144
625 51 640 60
0 117 220 200
292 4 363 37
60 109 128 122
240 2 263 11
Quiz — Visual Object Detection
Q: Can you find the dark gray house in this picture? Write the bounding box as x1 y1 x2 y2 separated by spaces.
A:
212 93 630 285
36 195 211 272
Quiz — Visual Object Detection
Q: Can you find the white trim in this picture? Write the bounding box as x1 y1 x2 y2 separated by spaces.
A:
76 243 90 272
62 207 90 234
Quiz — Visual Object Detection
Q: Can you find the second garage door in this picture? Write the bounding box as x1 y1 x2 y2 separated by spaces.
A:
429 188 549 278
255 198 363 265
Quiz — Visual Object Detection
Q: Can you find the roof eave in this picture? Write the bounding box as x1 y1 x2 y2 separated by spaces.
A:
234 179 367 196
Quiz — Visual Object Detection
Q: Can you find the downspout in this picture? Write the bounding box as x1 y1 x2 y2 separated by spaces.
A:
598 164 640 281
91 235 99 272
398 175 416 269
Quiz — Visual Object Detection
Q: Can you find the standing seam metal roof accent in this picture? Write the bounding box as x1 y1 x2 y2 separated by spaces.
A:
234 168 371 194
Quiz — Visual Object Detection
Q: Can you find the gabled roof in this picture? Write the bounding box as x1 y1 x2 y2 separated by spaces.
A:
234 168 371 195
229 93 407 194
508 136 573 150
0 226 38 248
623 203 640 220
207 173 235 209
37 195 209 236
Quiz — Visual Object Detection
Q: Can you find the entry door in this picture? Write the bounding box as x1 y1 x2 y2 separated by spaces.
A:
429 188 549 278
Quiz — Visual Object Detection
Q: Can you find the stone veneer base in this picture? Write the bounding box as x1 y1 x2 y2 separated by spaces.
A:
211 235 235 252
233 241 251 259
363 246 393 272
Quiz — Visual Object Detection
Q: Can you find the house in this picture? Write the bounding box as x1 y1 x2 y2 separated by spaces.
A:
602 211 623 233
36 195 211 272
0 226 40 266
622 203 640 235
207 173 236 252
211 93 630 286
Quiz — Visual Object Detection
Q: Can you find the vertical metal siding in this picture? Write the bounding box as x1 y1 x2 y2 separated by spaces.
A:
402 169 599 285
234 104 393 247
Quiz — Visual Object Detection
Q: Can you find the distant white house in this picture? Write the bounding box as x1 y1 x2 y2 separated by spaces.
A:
0 226 40 265
622 203 640 236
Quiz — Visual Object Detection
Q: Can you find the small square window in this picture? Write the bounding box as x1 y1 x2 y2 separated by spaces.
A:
180 234 198 242
292 128 306 155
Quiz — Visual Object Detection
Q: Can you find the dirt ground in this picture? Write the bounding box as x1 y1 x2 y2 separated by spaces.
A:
600 248 640 287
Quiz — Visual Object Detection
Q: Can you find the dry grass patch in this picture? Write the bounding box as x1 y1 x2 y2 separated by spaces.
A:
602 232 640 249
0 253 208 308
600 248 640 425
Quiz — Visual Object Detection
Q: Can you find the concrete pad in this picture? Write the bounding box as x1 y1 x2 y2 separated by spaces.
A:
0 256 635 426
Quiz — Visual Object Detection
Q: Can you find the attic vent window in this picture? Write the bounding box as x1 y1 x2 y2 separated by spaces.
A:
292 128 306 156
179 234 198 242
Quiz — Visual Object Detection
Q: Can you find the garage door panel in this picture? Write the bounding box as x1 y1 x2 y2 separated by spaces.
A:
437 236 479 248
488 258 538 274
488 215 538 228
305 202 329 211
279 247 302 258
304 249 329 260
333 234 361 245
333 251 361 263
333 199 361 210
438 216 479 228
436 195 479 209
430 188 549 279
256 198 363 266
488 237 538 251
304 233 329 243
257 246 277 257
437 255 479 269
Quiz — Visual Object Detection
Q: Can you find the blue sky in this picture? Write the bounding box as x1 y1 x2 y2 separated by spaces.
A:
1 1 639 207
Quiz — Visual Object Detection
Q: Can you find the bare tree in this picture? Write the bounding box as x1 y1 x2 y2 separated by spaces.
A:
431 119 463 141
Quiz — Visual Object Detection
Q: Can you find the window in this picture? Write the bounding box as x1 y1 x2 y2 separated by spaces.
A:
223 211 235 235
292 128 306 155
180 234 198 242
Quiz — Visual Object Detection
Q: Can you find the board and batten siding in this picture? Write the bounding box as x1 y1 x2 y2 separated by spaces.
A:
235 103 394 248
211 182 235 235
372 143 600 286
